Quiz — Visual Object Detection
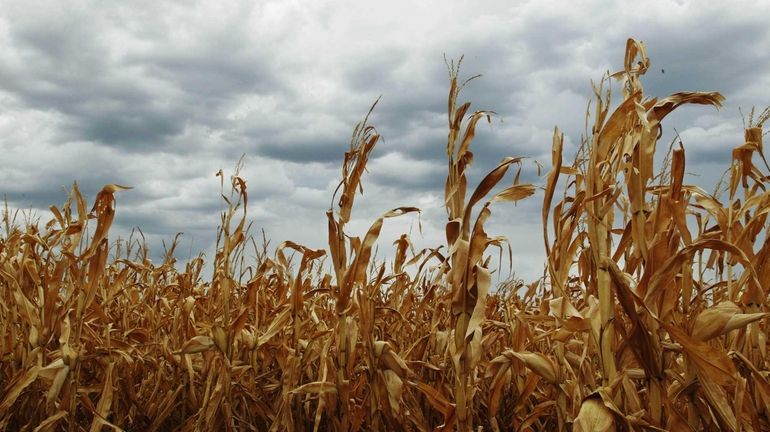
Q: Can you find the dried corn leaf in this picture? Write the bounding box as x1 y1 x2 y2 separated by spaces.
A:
574 397 616 432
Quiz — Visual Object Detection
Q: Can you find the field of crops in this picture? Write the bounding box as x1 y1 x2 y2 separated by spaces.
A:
2 39 770 431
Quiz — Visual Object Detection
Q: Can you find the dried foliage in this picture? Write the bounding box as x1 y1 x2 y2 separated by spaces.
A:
2 39 770 431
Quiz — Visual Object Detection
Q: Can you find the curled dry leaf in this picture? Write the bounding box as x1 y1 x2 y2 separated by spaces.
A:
692 301 767 341
574 397 616 432
178 335 215 355
510 351 560 384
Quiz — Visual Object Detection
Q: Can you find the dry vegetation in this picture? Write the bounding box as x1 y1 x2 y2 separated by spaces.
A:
2 39 770 431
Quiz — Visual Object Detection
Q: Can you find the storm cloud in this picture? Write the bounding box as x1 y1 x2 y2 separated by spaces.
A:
2 0 769 280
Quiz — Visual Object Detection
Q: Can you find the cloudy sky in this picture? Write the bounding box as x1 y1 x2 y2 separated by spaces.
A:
2 0 769 281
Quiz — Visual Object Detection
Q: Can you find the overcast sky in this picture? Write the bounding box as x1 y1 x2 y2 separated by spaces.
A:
2 0 769 282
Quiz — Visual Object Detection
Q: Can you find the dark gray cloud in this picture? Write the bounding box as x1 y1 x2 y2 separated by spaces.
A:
2 0 769 281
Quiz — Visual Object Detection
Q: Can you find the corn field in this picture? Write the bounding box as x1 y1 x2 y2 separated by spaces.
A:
2 39 770 431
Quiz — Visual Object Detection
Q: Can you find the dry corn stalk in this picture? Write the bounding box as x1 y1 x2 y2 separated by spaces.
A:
0 39 769 432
